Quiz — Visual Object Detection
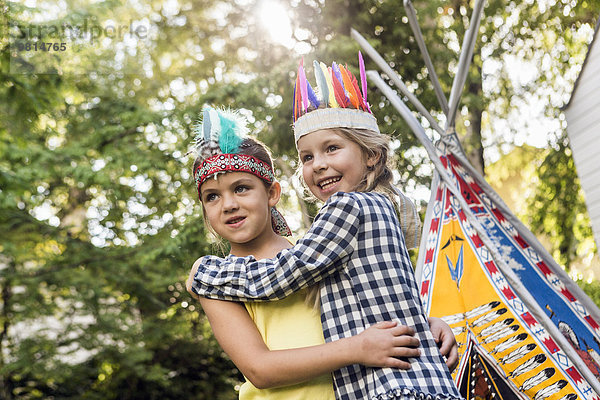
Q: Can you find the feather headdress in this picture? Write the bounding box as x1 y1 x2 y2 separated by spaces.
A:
192 106 249 160
292 52 379 144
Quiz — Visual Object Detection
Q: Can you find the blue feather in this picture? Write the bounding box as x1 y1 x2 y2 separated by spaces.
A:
306 80 320 109
218 112 244 153
332 62 344 88
445 245 464 289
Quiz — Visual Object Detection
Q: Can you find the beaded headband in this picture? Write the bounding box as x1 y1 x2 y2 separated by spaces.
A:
194 154 275 188
191 106 291 237
292 52 380 145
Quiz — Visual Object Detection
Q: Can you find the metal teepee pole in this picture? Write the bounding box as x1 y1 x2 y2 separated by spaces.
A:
367 71 442 159
446 0 485 128
351 28 445 137
403 0 449 115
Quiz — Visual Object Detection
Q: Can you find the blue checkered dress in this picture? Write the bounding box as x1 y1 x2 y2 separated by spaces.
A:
192 192 463 400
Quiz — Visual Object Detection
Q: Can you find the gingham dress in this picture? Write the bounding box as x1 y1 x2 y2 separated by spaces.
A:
192 192 463 400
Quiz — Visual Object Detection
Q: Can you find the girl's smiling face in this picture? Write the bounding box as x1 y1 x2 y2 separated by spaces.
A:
200 172 279 247
297 129 369 202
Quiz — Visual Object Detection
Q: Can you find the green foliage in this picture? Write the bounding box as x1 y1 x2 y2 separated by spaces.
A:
1 1 245 398
1 0 599 397
578 279 600 310
527 134 596 269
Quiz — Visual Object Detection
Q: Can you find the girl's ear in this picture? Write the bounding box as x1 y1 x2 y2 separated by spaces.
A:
268 181 282 208
366 152 381 169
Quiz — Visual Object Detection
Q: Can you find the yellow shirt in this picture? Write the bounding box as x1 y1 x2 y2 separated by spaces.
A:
238 288 335 400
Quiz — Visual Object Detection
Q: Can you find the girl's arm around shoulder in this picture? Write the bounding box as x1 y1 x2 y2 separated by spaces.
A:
198 293 421 389
186 259 201 302
188 193 364 302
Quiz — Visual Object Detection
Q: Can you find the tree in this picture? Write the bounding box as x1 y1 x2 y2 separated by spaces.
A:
0 0 280 397
2 0 599 397
527 134 595 270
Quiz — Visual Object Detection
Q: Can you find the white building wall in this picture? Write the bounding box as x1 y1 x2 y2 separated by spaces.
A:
565 22 600 250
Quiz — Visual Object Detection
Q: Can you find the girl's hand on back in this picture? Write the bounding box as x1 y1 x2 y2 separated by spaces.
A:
428 317 459 372
353 321 420 369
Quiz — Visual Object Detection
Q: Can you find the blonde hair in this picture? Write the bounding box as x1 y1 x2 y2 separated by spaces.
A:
295 128 396 309
337 128 395 195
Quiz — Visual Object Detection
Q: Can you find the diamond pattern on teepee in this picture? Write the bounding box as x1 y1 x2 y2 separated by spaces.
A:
510 298 526 313
526 247 541 263
433 201 442 216
556 352 570 367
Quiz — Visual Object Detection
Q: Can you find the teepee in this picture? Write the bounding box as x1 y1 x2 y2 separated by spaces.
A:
353 1 600 398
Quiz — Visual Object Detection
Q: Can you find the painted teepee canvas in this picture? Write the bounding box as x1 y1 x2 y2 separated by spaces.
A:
417 134 600 399
352 0 600 397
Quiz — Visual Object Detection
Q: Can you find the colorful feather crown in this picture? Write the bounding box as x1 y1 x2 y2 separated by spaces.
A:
292 52 380 144
192 106 250 160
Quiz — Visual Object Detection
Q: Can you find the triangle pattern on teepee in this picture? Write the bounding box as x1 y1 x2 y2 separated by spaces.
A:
457 332 527 399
